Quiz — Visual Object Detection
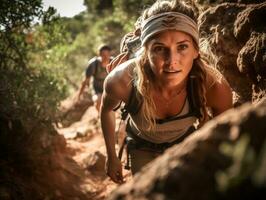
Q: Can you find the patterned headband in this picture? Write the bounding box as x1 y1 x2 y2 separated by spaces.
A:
140 12 199 47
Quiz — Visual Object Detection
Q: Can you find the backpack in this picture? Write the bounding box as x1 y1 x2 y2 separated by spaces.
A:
105 28 142 118
106 29 141 73
92 57 107 81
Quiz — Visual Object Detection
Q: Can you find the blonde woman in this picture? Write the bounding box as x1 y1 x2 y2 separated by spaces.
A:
100 0 232 183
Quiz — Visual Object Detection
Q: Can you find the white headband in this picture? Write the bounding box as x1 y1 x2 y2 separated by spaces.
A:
140 12 199 47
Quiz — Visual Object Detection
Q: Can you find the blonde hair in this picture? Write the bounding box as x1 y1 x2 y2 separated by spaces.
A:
134 0 217 130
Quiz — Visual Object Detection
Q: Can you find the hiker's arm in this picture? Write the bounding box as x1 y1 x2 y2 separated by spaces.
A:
101 59 134 161
77 59 96 100
100 75 125 183
101 90 119 161
78 77 90 100
206 77 232 117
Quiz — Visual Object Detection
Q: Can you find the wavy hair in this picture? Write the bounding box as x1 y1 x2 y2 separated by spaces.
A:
134 0 217 130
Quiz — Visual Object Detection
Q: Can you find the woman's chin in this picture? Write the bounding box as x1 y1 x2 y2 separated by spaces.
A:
162 77 183 87
164 72 183 80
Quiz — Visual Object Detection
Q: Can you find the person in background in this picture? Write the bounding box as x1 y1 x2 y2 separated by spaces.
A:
100 0 233 183
77 44 112 112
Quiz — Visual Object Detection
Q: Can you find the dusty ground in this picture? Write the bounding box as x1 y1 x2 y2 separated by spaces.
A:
57 105 132 200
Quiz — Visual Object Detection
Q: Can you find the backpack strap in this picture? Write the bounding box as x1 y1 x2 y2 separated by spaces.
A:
187 75 202 119
123 83 143 115
114 83 142 124
93 57 100 76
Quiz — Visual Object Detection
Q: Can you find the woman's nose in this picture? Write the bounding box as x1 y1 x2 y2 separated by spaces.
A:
167 50 179 66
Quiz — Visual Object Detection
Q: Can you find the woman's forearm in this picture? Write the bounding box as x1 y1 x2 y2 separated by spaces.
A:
101 109 117 160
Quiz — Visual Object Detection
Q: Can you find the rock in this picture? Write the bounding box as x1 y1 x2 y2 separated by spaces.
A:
108 98 266 200
235 2 266 84
58 91 93 127
234 2 266 43
237 32 266 82
199 3 252 103
84 151 106 174
199 2 266 103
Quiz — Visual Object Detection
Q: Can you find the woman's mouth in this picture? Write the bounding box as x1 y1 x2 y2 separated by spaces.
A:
163 69 182 73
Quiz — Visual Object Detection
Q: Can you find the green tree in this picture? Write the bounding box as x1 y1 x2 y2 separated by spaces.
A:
113 0 155 16
0 0 68 122
83 0 113 14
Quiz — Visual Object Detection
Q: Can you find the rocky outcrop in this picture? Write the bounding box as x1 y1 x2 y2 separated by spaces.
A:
237 32 266 82
58 91 93 127
234 2 266 83
0 119 90 200
199 2 266 104
108 98 266 200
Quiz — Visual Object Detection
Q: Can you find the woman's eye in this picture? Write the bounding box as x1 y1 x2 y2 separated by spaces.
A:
177 44 188 51
153 46 165 53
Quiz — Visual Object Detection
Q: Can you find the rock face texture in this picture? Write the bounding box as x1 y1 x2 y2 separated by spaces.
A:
108 98 266 200
198 2 266 104
58 92 93 127
0 119 89 200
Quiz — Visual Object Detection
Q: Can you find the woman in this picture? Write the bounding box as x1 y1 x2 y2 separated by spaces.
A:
100 0 232 184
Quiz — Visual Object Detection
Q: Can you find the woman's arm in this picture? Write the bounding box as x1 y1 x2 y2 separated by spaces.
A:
100 76 123 183
101 90 120 160
100 60 134 183
101 88 123 183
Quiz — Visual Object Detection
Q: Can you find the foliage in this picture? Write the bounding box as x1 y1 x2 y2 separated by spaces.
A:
61 0 153 88
0 0 68 122
83 0 113 14
0 0 43 69
55 8 133 91
0 0 213 120
113 0 155 16
61 12 89 40
216 134 266 198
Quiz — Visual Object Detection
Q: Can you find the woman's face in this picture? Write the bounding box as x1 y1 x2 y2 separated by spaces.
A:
146 30 198 87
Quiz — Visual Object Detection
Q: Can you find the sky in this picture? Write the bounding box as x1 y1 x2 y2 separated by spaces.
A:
42 0 86 17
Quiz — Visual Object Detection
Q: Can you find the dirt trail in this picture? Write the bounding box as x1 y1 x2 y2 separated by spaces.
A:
57 105 131 199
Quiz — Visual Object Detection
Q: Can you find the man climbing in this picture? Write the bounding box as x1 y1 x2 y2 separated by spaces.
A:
77 44 112 112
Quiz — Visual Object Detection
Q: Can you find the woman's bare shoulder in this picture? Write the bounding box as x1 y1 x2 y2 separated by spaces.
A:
205 65 224 90
205 66 232 115
104 59 136 102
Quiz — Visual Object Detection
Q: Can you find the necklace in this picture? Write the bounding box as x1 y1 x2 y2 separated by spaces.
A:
155 84 187 107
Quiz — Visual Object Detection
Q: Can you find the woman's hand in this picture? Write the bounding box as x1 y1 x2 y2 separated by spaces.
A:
106 156 124 184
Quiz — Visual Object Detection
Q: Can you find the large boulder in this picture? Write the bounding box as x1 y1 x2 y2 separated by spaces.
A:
237 32 266 82
234 2 266 83
0 119 90 200
108 98 266 200
199 2 266 104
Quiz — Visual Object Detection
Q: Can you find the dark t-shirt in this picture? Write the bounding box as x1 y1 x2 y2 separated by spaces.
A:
85 57 108 94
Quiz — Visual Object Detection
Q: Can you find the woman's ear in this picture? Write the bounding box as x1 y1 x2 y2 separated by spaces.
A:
193 50 199 60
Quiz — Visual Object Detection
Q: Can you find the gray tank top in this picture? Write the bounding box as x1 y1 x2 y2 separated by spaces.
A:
127 97 198 144
124 61 223 144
